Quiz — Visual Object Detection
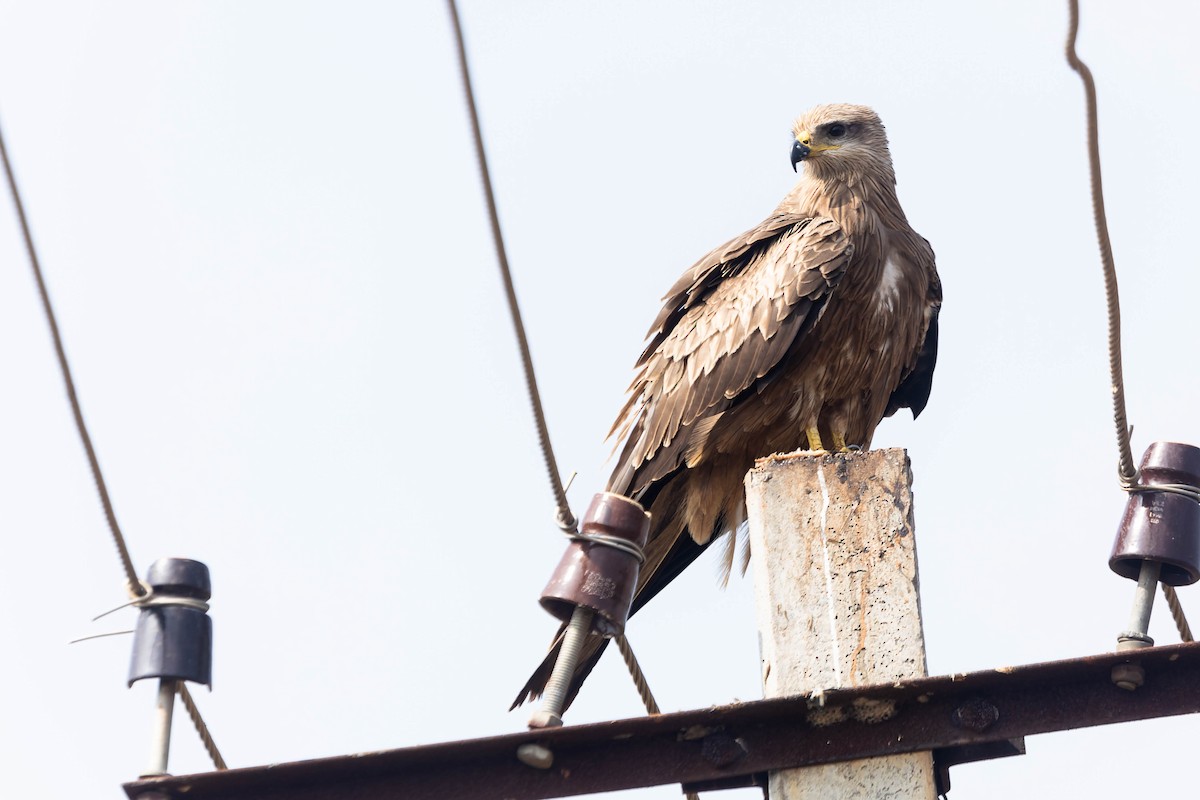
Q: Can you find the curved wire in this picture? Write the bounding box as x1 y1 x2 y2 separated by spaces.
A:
1 114 226 770
0 116 144 596
1064 0 1139 487
445 0 577 534
1066 1 1192 645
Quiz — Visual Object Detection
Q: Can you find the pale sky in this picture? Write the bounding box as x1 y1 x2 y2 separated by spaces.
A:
1 2 1197 798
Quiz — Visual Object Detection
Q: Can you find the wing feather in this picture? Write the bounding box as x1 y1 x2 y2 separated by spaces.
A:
885 237 941 418
608 215 852 496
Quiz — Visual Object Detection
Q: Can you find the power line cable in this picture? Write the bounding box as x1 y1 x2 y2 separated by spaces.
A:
1162 584 1194 643
1065 0 1191 643
445 1 677 728
445 0 576 535
0 114 227 771
1064 0 1138 488
0 116 141 595
179 684 228 770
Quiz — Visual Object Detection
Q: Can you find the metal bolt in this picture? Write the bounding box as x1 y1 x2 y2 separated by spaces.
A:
701 733 748 767
141 678 177 778
950 698 999 732
516 743 554 769
1116 560 1161 652
1111 662 1145 691
529 605 594 729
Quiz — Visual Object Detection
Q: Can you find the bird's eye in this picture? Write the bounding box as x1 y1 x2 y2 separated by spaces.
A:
827 123 848 139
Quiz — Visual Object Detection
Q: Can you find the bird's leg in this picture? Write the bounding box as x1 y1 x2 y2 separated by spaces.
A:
826 407 853 453
805 426 826 452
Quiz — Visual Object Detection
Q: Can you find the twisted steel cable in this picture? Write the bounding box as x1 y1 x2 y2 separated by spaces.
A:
0 116 142 596
1065 0 1192 643
1162 584 1194 643
445 2 679 730
616 633 693 799
0 114 226 771
179 684 228 770
445 0 576 534
1064 0 1139 488
614 634 661 716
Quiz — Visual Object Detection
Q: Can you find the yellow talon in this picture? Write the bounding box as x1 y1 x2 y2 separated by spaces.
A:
831 430 850 453
805 426 826 452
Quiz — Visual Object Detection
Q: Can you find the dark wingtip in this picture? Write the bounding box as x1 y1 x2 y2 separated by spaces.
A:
884 312 939 419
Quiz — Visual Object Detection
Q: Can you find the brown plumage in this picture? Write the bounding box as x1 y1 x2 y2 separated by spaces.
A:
514 104 941 711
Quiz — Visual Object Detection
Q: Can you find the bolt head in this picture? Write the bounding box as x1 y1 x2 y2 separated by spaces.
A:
1111 662 1145 691
951 698 1000 732
700 733 748 767
516 743 555 769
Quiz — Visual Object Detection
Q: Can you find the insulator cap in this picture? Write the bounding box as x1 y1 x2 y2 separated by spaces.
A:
540 492 651 636
1110 442 1200 586
145 557 212 600
128 557 213 688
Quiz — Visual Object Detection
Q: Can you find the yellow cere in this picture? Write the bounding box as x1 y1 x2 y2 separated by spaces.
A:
795 130 841 153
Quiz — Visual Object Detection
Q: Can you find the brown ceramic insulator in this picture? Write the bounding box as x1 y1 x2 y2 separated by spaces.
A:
540 492 652 636
1110 441 1200 586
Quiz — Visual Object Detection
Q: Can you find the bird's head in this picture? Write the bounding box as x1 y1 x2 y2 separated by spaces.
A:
790 104 893 178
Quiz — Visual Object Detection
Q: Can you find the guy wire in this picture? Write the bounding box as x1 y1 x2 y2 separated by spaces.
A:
445 0 577 534
1064 0 1139 487
0 114 226 770
1065 1 1192 644
0 116 142 596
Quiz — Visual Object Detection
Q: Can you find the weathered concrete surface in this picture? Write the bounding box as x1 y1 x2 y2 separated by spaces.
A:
745 447 935 800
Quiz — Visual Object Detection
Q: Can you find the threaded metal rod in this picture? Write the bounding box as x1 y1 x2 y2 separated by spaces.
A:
530 606 593 728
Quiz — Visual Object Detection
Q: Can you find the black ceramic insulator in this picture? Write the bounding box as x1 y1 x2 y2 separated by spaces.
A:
128 557 213 687
540 492 651 636
1111 442 1200 586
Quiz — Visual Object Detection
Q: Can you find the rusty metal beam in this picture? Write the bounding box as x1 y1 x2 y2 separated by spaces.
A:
125 642 1200 800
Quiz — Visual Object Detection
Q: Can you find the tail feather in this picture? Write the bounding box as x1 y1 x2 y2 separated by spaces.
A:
510 627 610 711
715 505 750 588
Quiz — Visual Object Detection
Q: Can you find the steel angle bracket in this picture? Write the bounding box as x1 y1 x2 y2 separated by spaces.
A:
125 642 1200 800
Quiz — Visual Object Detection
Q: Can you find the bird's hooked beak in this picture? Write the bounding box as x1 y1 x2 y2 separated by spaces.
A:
791 138 811 172
791 130 843 171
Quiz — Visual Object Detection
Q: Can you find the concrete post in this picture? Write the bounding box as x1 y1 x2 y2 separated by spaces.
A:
744 448 936 800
